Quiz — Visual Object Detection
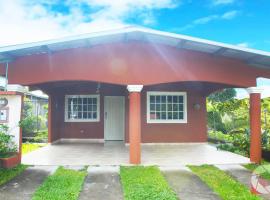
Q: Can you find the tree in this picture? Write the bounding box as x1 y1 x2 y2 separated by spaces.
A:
208 88 236 103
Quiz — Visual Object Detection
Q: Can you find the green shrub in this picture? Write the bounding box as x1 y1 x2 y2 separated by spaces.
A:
208 130 232 142
0 125 17 158
229 129 250 155
262 129 270 150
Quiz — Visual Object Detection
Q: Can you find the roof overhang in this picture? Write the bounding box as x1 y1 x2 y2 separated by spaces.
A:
0 26 269 69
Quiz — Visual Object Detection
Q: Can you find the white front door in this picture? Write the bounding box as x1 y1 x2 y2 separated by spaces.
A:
104 96 125 141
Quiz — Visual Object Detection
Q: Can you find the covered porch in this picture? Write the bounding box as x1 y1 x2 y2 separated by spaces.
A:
22 142 250 166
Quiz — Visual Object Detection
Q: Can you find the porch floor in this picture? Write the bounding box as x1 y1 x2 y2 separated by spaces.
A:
22 142 250 166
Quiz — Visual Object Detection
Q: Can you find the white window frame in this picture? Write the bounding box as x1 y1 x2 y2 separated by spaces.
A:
65 94 100 122
146 91 187 124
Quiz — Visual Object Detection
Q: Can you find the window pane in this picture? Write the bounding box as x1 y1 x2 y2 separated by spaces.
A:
83 112 87 119
173 96 178 103
156 104 161 111
168 112 172 119
93 105 97 111
156 112 161 119
88 98 92 104
161 96 166 103
150 112 156 119
78 98 82 104
179 104 183 112
93 98 97 104
167 96 172 103
78 105 82 111
161 104 166 112
83 105 87 111
179 96 183 103
150 96 155 103
173 104 179 111
150 104 155 111
156 96 161 103
161 112 166 119
168 104 172 111
88 112 92 119
179 112 184 119
173 112 178 119
93 112 97 119
83 98 87 104
78 112 82 118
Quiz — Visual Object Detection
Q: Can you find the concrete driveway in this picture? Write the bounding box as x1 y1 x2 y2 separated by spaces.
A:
22 142 250 166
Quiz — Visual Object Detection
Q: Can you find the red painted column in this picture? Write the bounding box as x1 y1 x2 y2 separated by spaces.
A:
127 85 143 164
48 95 52 144
247 87 263 164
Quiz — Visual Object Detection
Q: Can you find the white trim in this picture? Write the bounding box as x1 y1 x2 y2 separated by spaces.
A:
146 91 187 124
54 138 105 144
246 87 264 94
127 85 143 92
64 94 100 122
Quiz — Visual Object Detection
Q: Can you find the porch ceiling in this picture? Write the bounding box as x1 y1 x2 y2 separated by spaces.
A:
0 26 269 69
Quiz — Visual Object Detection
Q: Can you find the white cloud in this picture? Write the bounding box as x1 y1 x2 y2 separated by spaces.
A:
0 0 179 46
193 15 219 25
221 10 239 19
212 0 235 6
179 10 240 31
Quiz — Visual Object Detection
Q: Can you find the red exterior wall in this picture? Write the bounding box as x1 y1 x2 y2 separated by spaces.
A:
49 83 127 141
141 86 207 143
48 82 207 143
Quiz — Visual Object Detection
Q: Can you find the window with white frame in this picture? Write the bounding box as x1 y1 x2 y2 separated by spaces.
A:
147 92 187 123
65 95 100 122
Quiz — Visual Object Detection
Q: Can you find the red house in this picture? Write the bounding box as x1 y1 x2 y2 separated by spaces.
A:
0 26 270 164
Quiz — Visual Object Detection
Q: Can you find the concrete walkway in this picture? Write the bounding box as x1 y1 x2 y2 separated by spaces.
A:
160 166 220 200
79 166 124 200
22 142 250 166
0 166 57 200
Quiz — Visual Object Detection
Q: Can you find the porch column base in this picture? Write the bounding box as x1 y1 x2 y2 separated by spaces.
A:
247 87 263 164
127 85 143 164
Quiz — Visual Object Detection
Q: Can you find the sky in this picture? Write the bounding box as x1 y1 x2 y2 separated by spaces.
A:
0 0 269 98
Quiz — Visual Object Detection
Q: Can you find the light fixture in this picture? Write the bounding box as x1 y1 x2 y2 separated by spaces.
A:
193 103 201 110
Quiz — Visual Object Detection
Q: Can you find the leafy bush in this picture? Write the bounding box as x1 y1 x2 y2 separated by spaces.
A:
0 125 17 158
262 129 270 151
229 128 250 155
208 130 231 142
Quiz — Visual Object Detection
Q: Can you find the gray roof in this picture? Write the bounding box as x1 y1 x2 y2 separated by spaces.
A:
0 26 270 69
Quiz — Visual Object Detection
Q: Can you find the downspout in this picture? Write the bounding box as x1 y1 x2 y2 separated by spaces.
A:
4 61 9 91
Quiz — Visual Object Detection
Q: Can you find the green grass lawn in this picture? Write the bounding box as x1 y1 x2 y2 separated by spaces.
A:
32 166 87 200
244 160 270 180
22 143 46 155
120 166 178 200
0 164 27 186
188 165 261 200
